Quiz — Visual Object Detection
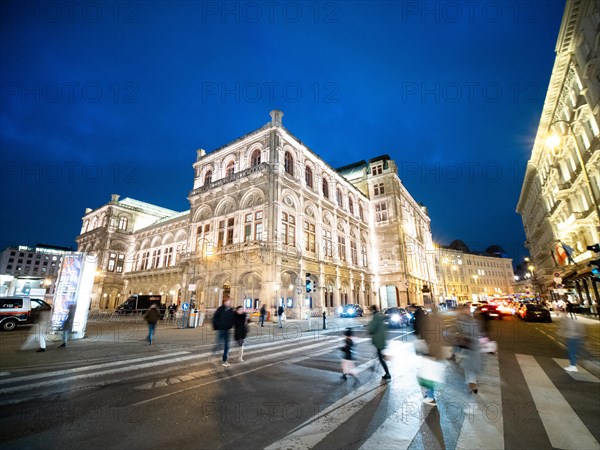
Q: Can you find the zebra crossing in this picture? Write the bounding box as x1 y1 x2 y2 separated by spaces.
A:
1 326 599 449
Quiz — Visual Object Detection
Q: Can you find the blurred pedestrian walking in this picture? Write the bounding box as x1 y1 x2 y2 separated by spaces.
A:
212 299 234 366
367 305 391 380
560 315 585 372
144 304 160 345
233 306 249 362
259 304 267 327
340 328 357 380
455 304 481 394
59 303 76 348
418 305 446 406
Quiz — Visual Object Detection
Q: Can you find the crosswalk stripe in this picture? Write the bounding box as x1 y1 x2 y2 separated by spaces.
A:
0 351 191 385
265 380 390 450
455 352 504 450
358 342 428 450
552 358 600 383
516 354 600 450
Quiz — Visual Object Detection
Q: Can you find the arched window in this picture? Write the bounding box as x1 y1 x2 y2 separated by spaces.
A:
359 204 364 221
284 151 294 176
251 149 261 167
336 189 343 207
118 217 128 230
226 161 235 177
322 179 329 198
305 166 313 189
348 198 354 214
204 170 212 185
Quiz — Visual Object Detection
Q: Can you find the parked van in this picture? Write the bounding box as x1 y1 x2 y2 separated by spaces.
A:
0 296 52 331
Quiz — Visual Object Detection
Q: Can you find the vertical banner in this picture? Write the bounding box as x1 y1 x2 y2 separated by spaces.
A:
51 252 97 339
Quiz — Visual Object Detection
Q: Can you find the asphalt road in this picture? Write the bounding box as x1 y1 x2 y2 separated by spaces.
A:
0 313 599 450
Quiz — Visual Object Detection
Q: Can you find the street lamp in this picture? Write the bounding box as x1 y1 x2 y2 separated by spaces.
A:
546 119 600 225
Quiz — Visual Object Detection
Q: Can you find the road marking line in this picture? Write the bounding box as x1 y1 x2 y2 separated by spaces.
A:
134 339 343 391
516 353 599 450
265 381 390 450
552 358 600 383
0 351 191 385
455 352 504 450
130 340 342 405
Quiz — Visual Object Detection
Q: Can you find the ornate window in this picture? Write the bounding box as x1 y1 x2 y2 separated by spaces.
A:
336 189 343 207
218 218 235 247
359 204 364 221
322 179 329 198
284 151 294 176
374 183 385 196
372 164 383 175
323 229 333 257
348 198 354 214
118 217 128 230
305 166 313 189
244 211 263 241
251 149 261 166
204 170 213 185
163 247 173 267
375 202 388 222
151 249 161 268
350 241 358 265
304 221 316 252
338 236 346 261
281 212 296 246
226 161 235 177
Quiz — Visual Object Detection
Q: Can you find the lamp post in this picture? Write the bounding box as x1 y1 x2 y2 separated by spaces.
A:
546 119 600 226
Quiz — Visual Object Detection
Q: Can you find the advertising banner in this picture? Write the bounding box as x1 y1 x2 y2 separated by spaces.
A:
51 253 97 339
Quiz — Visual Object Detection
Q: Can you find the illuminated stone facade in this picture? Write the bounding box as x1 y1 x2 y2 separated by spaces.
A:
433 243 515 303
76 111 438 314
517 0 600 305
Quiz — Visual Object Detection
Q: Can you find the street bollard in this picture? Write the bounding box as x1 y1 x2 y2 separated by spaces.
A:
323 311 327 330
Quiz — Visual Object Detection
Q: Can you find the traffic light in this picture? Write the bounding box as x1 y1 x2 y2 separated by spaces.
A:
306 273 312 293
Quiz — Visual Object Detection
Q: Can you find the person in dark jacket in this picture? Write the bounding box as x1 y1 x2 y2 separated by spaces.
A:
233 306 249 362
340 328 357 380
413 306 425 339
277 304 285 328
368 305 391 380
144 304 160 345
212 299 234 366
259 304 267 327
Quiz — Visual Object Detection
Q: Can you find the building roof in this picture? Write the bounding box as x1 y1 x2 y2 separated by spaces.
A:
118 197 180 218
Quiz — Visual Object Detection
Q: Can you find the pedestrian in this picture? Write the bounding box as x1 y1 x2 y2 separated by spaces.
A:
22 305 51 353
340 328 357 380
233 306 249 362
367 305 391 380
566 301 577 320
168 304 176 320
413 306 424 338
59 303 76 348
144 304 160 345
277 304 285 328
212 299 234 366
455 304 481 394
560 315 585 372
259 304 267 327
419 306 446 406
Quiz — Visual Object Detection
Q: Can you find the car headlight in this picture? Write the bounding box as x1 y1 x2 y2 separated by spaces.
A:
348 308 355 315
391 314 400 322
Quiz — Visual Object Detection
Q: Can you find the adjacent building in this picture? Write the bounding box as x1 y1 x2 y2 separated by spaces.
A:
517 0 600 306
433 241 515 303
0 244 72 301
76 110 438 314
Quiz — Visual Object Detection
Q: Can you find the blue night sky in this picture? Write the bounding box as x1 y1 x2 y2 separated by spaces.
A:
0 0 566 262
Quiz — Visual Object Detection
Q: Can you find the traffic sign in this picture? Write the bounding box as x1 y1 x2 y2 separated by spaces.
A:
182 302 189 311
